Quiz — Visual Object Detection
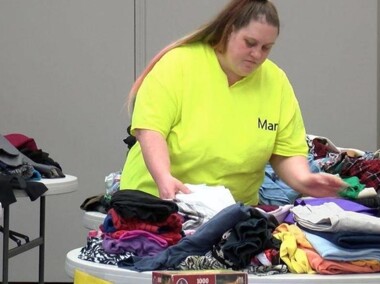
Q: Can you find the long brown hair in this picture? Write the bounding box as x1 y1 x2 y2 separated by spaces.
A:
127 0 279 114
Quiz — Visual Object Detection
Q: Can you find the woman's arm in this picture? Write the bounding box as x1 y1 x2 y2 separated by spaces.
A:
134 128 190 199
269 154 347 198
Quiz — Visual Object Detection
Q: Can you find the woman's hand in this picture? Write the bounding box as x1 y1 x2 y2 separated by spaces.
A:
298 172 347 198
135 129 191 200
156 174 191 200
270 154 348 198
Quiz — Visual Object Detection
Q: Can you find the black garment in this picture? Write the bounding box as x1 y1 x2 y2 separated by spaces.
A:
0 176 17 206
110 189 178 223
19 148 63 170
9 175 48 201
212 208 281 269
123 125 136 150
351 194 380 217
0 175 48 206
20 180 48 201
80 193 108 214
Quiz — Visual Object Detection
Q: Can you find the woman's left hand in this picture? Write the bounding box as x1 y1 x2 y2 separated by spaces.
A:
300 172 348 198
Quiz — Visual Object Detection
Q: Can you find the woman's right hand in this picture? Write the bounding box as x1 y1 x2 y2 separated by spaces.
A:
156 174 191 200
134 128 191 199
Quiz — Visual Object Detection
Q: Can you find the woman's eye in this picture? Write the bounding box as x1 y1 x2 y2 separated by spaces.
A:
245 40 255 48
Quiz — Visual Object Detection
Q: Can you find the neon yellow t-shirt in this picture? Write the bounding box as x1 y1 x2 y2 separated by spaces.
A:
120 42 307 205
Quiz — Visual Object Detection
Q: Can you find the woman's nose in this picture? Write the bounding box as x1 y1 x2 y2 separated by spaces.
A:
250 47 262 59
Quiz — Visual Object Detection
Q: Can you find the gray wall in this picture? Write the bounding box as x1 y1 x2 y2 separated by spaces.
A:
271 0 378 151
0 0 134 281
0 0 378 282
378 0 380 149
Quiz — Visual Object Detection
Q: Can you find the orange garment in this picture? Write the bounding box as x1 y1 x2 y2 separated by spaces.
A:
276 223 380 275
304 247 380 274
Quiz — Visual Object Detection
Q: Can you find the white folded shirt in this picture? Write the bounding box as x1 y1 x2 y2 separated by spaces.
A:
175 184 236 217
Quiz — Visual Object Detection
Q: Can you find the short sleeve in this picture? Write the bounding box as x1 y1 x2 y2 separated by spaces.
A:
131 49 184 138
272 72 308 157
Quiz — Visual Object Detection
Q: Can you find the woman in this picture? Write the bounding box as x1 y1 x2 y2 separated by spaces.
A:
120 0 346 204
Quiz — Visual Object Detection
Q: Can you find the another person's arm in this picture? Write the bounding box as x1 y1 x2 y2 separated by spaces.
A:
134 128 190 199
269 154 347 198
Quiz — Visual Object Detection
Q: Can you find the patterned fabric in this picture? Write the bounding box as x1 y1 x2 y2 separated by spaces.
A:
175 200 213 230
243 264 288 276
340 159 380 191
177 251 228 270
78 237 134 265
309 138 380 192
0 160 35 179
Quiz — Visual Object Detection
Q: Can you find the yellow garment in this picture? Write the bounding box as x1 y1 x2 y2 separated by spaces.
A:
273 223 315 274
121 42 307 205
74 269 113 284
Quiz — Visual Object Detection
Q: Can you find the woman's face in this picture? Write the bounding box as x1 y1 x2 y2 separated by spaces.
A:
221 19 278 84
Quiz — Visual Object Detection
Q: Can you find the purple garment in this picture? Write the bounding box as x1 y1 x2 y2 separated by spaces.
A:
102 230 169 256
284 197 378 224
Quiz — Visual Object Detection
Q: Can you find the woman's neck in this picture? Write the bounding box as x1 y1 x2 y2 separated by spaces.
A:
215 50 243 86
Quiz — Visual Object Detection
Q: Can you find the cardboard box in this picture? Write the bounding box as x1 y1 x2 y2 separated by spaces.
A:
152 270 248 284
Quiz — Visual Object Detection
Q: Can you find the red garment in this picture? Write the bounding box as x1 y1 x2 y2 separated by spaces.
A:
312 139 331 159
4 133 38 151
341 159 380 191
107 208 183 245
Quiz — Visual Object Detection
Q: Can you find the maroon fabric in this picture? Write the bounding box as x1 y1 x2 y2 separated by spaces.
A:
4 133 38 151
341 159 380 191
312 139 330 159
255 204 279 212
106 208 183 245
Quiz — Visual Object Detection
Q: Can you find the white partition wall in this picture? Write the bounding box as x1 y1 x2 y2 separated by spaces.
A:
270 0 378 151
135 0 230 75
0 0 135 281
0 0 378 282
378 0 380 149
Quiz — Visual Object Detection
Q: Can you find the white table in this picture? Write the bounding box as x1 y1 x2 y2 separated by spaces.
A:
65 247 380 284
71 211 380 284
82 211 106 230
2 174 78 284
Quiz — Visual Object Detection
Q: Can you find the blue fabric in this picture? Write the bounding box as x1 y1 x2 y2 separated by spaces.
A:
308 153 322 173
101 214 117 233
117 202 252 271
29 169 42 181
303 230 380 262
259 164 300 206
299 224 380 250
